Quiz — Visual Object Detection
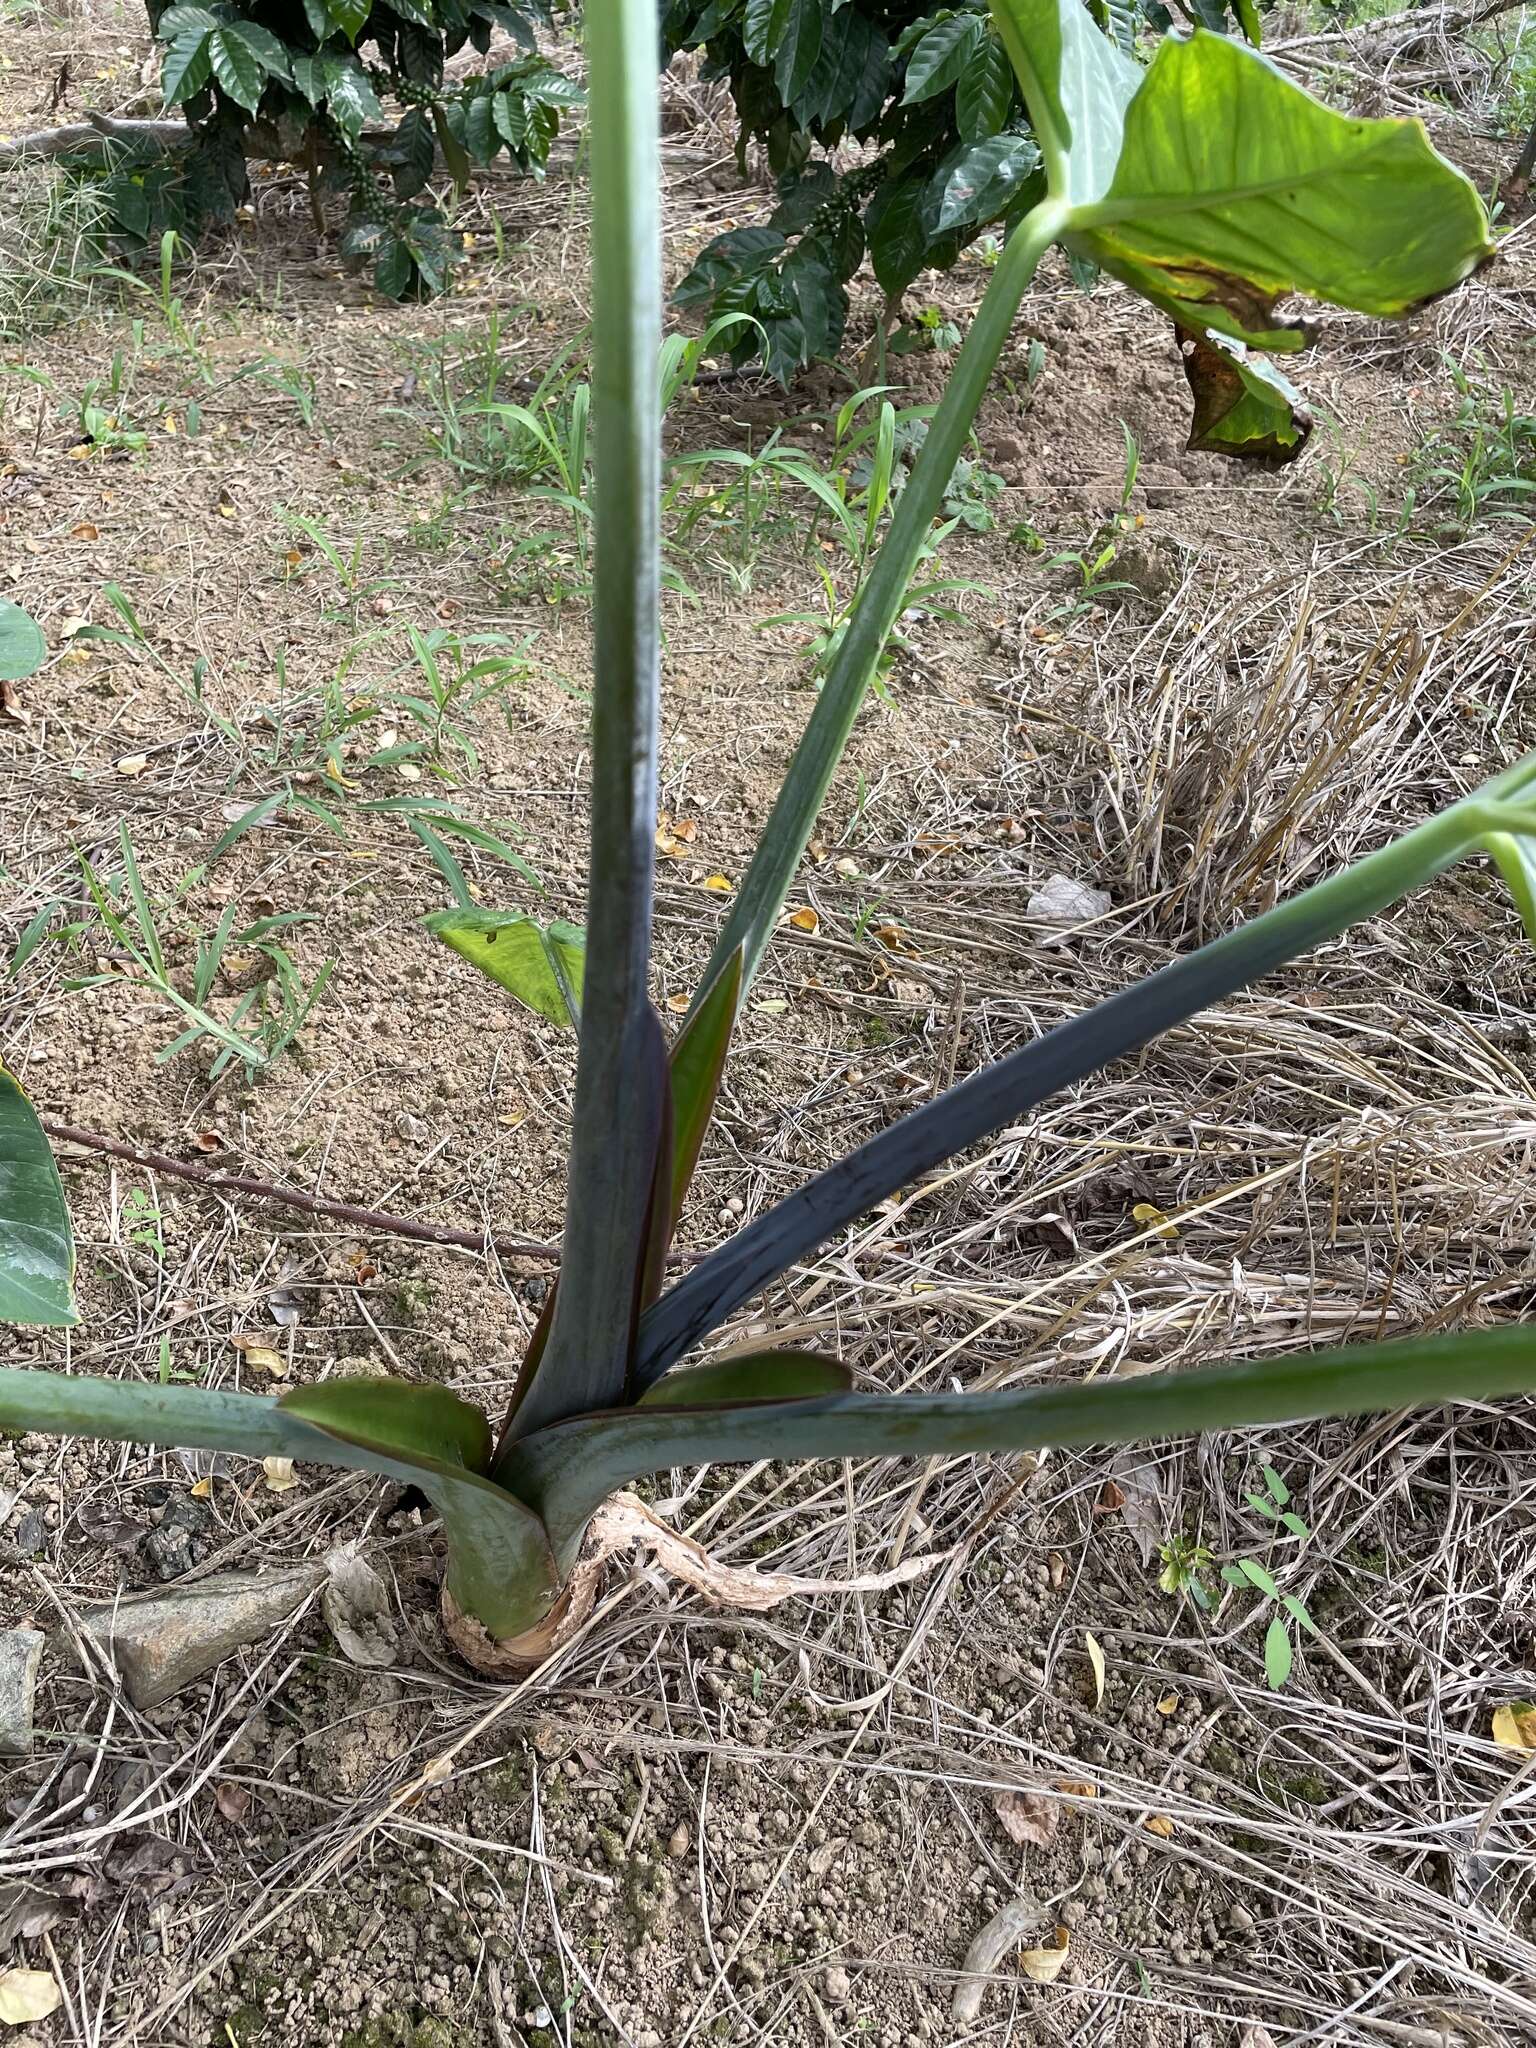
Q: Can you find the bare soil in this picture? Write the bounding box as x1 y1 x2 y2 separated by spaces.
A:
4 6 1536 2045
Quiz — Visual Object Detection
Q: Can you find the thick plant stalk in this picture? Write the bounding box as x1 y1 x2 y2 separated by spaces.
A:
508 1327 1536 1566
512 0 665 1436
687 195 1072 1014
637 770 1536 1386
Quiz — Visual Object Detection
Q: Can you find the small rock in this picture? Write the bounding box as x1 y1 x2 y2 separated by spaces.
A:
0 1629 43 1756
823 1965 851 2005
144 1494 211 1582
322 1548 398 1669
79 1567 325 1708
1027 874 1112 929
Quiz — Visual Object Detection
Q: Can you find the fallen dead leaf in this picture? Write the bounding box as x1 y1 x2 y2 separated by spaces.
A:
1054 1779 1096 1800
1105 1447 1168 1567
787 906 819 933
1131 1200 1179 1240
70 520 98 540
703 873 733 893
993 1791 1059 1850
1083 1630 1106 1707
323 1547 398 1669
665 992 690 1014
1046 1549 1065 1589
0 1967 62 2025
0 678 28 724
262 1457 298 1493
1492 1701 1536 1751
1019 1926 1071 1985
1093 1478 1127 1515
213 1781 251 1823
1143 1814 1175 1839
189 1129 223 1154
230 1333 286 1377
189 1476 214 1500
1156 1691 1179 1716
115 753 148 777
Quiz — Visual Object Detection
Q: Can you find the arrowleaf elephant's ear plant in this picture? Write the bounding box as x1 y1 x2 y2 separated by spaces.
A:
3 0 1533 1672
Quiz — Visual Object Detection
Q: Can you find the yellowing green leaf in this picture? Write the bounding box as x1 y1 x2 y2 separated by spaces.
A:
1018 1927 1070 1984
428 909 585 1029
1131 1201 1179 1240
990 1 1494 461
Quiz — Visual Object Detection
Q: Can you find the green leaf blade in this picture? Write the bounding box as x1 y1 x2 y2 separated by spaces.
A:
428 909 586 1027
956 31 1015 140
0 1063 75 1327
0 600 45 684
667 947 743 1222
903 15 982 104
638 1349 853 1407
1264 1614 1293 1688
276 1378 494 1472
206 26 267 111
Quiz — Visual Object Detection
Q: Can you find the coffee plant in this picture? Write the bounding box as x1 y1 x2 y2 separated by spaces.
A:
666 0 1267 379
102 2 583 296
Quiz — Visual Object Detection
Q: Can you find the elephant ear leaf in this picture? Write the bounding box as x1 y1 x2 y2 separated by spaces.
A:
0 1062 75 1327
990 1 1494 461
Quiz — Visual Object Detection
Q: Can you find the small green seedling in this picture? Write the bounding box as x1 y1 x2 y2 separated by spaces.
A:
1221 1466 1320 1689
1158 1532 1217 1611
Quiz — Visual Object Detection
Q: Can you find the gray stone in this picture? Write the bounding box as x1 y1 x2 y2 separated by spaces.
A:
1027 874 1112 927
79 1567 324 1708
0 1629 43 1756
322 1547 398 1669
144 1494 211 1582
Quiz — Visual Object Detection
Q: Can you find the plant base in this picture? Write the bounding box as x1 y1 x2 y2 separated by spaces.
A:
440 1559 602 1677
439 1489 949 1675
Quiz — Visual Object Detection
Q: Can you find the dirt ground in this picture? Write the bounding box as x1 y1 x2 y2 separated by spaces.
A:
4 4 1536 2044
